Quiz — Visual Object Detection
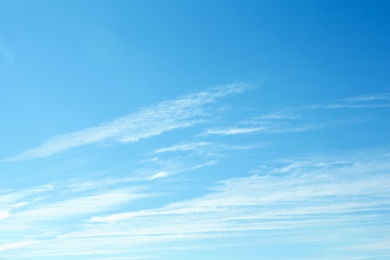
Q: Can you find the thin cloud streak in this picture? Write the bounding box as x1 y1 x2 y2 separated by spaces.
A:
204 127 265 135
201 92 390 137
342 93 390 102
5 83 252 162
202 125 318 136
303 93 390 110
0 241 36 252
0 183 149 235
154 142 211 153
14 191 145 221
0 185 53 205
147 160 218 180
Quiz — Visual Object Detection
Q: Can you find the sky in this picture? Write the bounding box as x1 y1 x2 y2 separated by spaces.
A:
0 0 390 259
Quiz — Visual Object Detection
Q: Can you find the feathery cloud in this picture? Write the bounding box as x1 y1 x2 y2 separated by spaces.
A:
154 142 211 153
5 83 252 161
204 127 265 135
2 149 390 258
304 93 390 109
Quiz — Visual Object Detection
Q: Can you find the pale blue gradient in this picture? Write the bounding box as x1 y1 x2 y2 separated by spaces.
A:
1 0 390 259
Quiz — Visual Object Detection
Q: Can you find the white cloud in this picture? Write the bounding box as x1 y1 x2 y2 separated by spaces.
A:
202 125 318 136
304 93 390 109
90 150 390 227
146 160 218 180
0 241 35 252
5 83 252 161
0 185 53 205
14 191 146 221
342 93 390 103
204 127 265 135
154 142 211 153
148 171 171 180
252 111 299 120
3 149 390 258
0 210 10 220
201 92 390 137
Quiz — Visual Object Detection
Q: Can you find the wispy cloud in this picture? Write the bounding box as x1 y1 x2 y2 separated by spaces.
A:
5 83 252 162
0 241 36 252
8 149 383 258
0 181 149 238
2 87 390 259
148 171 171 180
201 92 390 137
92 151 390 224
204 127 265 135
1 149 390 258
342 93 390 103
148 141 256 179
0 210 10 220
14 191 144 221
146 160 218 180
154 142 211 153
0 185 53 205
202 120 318 136
304 93 390 109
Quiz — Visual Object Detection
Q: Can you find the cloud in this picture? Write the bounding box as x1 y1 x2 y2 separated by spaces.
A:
304 93 390 109
0 241 35 252
342 93 390 103
0 210 10 220
2 87 389 259
204 127 265 135
66 177 139 193
14 191 145 221
148 171 170 180
251 111 299 120
154 142 211 153
0 185 53 205
146 160 218 180
5 83 253 162
202 124 317 136
0 182 149 237
81 150 390 241
201 92 390 137
2 149 390 258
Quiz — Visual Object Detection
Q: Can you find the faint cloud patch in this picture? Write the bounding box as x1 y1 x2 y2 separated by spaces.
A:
0 210 10 220
0 241 36 252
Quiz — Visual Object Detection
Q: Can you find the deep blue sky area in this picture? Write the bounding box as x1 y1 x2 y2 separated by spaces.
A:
1 1 390 259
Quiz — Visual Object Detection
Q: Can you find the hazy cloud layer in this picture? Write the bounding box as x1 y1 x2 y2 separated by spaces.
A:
2 87 390 259
1 150 389 258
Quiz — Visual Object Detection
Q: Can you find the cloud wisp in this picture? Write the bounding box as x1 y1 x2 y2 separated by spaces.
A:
204 127 265 135
5 83 252 162
154 142 212 153
4 149 388 258
304 93 390 109
0 181 150 244
201 92 390 137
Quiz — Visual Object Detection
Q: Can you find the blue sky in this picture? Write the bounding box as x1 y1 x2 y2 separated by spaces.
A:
1 0 390 259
